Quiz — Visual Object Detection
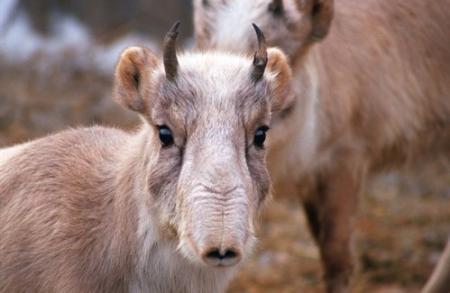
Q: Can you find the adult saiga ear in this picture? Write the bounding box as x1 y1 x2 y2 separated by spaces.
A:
113 46 158 114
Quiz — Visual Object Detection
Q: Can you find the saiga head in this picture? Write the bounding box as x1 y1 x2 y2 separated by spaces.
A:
114 23 292 268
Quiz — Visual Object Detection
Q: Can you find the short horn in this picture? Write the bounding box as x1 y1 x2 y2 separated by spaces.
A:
163 21 181 81
251 24 268 82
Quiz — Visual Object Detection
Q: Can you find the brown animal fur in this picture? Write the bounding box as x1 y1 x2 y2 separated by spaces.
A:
194 0 450 292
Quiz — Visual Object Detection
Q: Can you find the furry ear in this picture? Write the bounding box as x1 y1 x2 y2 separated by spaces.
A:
113 46 158 114
302 0 334 41
266 48 294 112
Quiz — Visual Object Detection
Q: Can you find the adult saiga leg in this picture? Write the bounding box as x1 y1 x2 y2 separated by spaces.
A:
302 162 365 293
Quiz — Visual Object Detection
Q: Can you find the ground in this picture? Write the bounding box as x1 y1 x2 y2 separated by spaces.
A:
0 65 449 292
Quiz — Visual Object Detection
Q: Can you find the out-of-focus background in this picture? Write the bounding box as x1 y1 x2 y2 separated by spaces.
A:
0 1 449 292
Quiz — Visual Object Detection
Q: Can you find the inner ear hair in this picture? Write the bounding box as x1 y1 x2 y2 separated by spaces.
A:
113 46 158 114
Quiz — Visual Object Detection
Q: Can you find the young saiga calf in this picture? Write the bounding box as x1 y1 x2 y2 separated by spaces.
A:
194 0 450 292
0 23 292 293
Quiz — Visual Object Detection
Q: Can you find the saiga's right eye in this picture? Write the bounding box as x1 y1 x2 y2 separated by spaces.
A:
157 125 174 147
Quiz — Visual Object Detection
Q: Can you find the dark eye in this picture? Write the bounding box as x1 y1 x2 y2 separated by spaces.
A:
254 126 269 148
158 125 174 147
268 0 283 16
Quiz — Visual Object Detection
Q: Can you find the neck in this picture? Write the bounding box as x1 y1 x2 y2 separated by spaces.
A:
82 125 157 291
268 48 322 168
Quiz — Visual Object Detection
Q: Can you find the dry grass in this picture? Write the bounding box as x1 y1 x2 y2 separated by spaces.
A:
1 64 449 292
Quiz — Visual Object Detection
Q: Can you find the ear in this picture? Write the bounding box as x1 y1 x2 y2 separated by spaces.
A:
113 46 158 114
303 0 334 41
266 48 294 112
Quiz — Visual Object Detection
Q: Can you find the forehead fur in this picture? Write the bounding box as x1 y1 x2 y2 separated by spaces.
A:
151 51 274 118
177 52 253 99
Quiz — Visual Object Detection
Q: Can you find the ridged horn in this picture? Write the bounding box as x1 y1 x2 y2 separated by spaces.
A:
251 23 268 82
163 21 181 81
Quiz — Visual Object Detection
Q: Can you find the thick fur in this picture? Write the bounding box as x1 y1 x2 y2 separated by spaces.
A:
0 46 291 292
194 0 450 292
